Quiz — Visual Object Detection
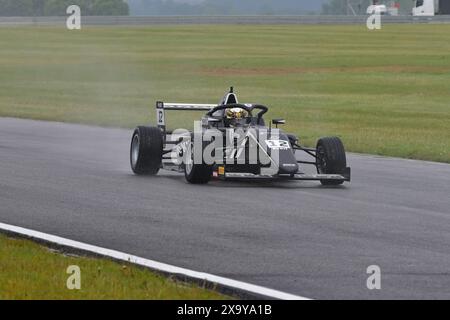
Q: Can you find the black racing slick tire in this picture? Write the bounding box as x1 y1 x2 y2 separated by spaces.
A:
130 126 163 175
316 137 347 186
184 141 213 184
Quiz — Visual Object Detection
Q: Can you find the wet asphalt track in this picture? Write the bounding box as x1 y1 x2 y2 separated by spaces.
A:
0 117 449 299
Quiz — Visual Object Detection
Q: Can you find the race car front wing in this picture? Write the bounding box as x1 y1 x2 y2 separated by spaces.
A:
221 167 351 182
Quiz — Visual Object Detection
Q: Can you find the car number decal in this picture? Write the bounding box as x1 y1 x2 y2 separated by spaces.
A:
265 140 290 150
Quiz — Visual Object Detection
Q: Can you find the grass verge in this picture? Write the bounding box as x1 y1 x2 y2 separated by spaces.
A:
0 233 228 300
0 25 448 162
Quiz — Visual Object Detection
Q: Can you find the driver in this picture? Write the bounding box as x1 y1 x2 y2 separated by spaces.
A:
225 107 249 127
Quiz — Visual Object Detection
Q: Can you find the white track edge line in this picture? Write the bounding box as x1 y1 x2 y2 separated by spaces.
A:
0 222 310 300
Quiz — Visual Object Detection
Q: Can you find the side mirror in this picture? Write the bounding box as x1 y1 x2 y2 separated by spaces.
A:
272 119 286 128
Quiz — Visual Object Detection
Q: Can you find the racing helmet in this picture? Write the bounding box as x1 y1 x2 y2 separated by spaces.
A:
225 108 249 127
226 108 248 120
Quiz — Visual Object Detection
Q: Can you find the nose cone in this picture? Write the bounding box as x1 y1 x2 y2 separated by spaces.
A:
276 148 299 174
279 162 299 174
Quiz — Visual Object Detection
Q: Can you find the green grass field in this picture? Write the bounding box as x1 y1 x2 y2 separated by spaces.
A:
0 234 227 300
0 25 449 162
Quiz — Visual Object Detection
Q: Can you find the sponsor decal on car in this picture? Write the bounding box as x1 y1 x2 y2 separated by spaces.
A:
265 140 290 150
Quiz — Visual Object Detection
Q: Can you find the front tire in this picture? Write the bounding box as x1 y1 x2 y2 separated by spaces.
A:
184 141 213 184
130 126 163 175
316 137 347 186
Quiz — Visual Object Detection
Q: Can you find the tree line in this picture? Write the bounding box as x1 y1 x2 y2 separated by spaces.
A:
0 0 129 16
0 0 416 17
128 0 320 16
127 0 415 16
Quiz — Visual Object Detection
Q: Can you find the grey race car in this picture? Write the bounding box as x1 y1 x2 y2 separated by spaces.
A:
130 88 351 185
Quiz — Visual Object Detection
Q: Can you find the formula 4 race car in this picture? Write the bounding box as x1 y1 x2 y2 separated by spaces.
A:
130 88 351 185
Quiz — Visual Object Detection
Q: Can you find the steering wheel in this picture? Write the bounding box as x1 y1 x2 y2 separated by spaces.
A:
207 103 268 120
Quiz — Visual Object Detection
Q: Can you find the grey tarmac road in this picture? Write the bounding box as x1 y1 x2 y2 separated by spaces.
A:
1 117 449 299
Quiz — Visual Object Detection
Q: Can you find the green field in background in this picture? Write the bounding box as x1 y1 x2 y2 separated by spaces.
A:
0 25 448 162
0 234 227 300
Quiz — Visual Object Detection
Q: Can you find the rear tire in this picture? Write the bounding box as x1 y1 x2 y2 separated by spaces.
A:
184 141 213 184
316 137 347 186
130 126 163 175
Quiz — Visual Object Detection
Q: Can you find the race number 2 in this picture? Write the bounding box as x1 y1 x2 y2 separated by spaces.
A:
157 109 165 126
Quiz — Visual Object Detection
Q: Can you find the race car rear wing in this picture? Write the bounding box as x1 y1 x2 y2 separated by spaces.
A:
156 101 217 135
